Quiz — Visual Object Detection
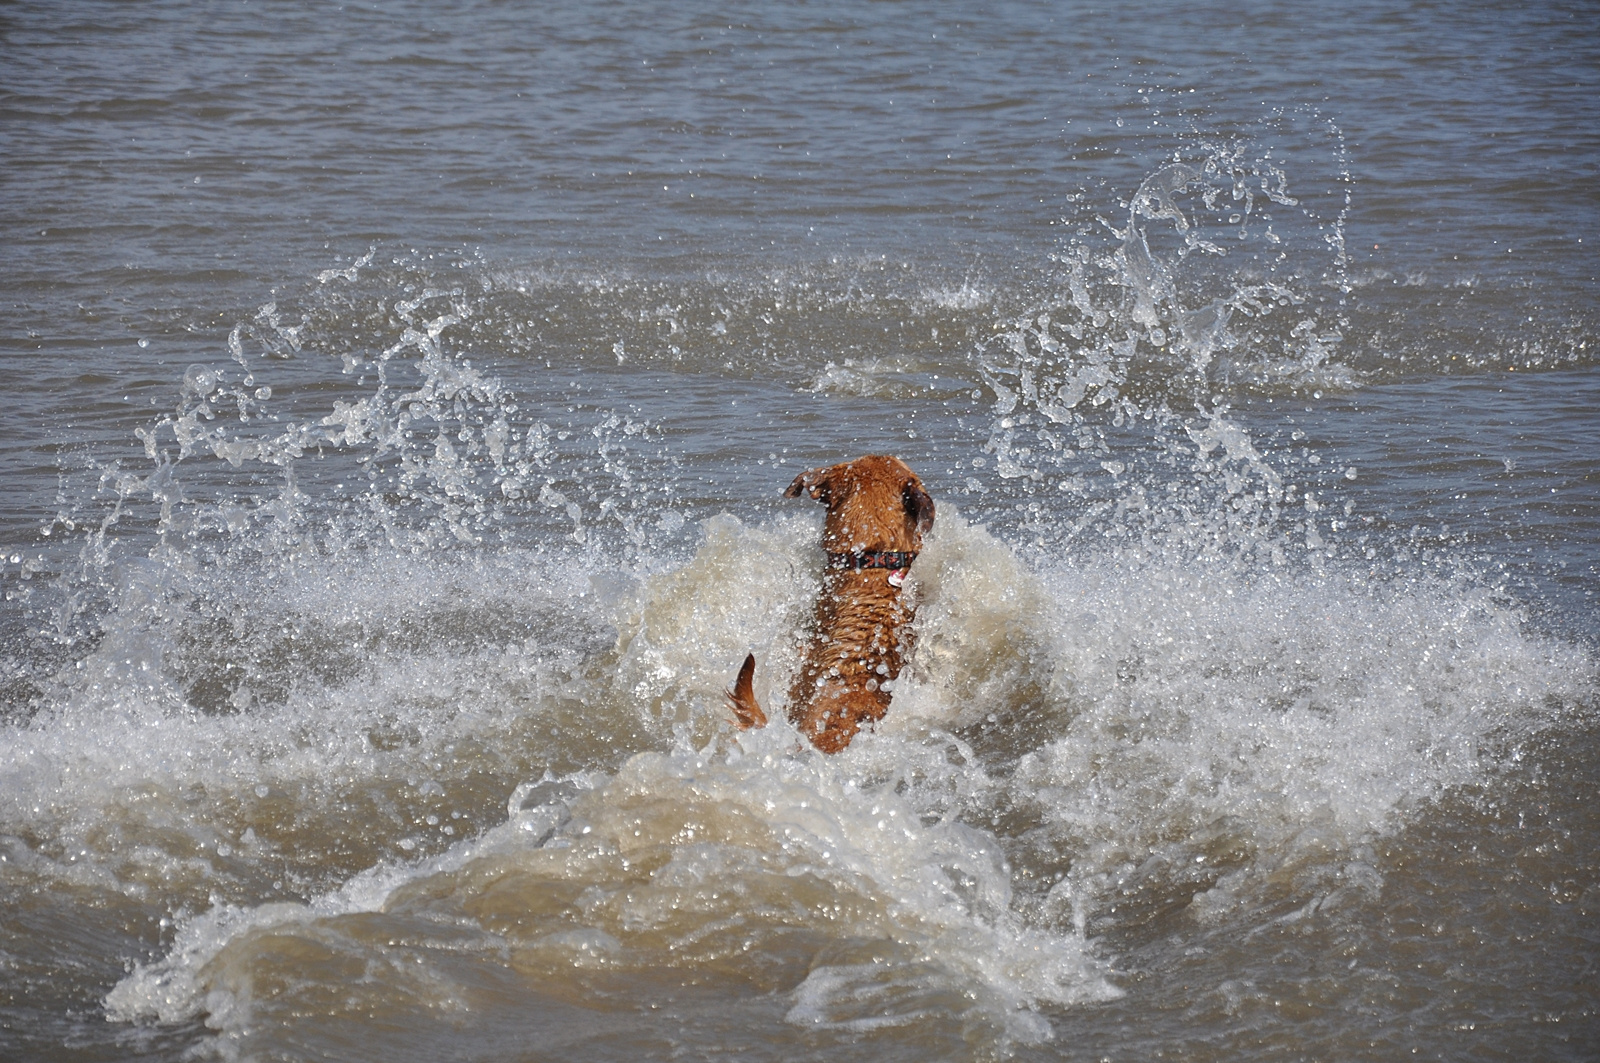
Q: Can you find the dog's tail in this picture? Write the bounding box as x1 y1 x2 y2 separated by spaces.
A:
726 653 767 730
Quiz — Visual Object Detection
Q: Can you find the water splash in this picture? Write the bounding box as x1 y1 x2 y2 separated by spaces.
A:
3 135 1592 1060
89 508 1591 1057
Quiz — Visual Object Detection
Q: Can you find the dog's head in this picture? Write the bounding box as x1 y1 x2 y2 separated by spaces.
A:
785 455 935 554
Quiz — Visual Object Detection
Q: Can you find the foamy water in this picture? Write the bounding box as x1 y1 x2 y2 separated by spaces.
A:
8 495 1590 1057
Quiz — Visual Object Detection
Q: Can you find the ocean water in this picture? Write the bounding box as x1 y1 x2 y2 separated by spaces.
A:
2 1 1597 1060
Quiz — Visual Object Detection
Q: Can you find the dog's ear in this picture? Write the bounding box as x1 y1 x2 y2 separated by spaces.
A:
785 467 832 503
903 480 935 534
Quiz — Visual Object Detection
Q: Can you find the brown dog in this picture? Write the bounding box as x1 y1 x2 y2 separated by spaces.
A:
727 455 935 752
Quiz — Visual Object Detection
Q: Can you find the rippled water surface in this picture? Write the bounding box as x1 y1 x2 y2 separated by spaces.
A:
2 2 1597 1060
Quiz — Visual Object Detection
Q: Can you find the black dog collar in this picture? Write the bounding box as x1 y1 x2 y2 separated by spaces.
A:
826 550 918 575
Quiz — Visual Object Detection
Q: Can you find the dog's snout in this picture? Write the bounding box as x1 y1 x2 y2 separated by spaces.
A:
903 481 935 534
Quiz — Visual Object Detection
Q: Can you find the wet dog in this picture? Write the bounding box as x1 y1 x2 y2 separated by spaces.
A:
727 455 935 752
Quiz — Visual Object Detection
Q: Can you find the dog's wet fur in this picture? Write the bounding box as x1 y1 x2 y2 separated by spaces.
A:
727 455 934 752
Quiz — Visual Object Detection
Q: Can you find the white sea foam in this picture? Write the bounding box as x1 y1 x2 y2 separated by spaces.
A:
877 513 1587 926
106 730 1119 1048
83 506 1589 1054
